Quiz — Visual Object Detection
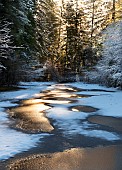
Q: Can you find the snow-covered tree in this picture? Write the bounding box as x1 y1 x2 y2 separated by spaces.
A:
0 0 40 84
0 1 14 74
87 20 122 88
77 0 113 67
0 20 12 71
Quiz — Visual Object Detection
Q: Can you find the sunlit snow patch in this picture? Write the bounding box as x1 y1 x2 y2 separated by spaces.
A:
47 107 120 141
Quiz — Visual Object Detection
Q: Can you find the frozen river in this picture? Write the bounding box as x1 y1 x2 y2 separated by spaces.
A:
0 82 122 169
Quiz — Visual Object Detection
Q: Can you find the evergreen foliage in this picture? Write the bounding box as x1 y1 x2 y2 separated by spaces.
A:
35 0 58 62
0 0 38 84
63 1 83 71
87 21 122 88
0 0 122 87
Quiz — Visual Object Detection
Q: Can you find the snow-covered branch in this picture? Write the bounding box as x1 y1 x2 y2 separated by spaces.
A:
0 20 13 70
87 20 122 88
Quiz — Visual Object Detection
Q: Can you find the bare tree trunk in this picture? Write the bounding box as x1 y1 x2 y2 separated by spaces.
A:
91 0 95 47
112 0 116 22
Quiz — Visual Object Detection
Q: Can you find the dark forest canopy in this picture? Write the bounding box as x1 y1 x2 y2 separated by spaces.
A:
0 0 122 87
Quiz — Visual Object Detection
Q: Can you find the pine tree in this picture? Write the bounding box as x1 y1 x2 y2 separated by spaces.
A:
89 21 122 88
0 20 12 71
0 0 39 84
64 1 82 72
79 0 112 67
35 0 58 62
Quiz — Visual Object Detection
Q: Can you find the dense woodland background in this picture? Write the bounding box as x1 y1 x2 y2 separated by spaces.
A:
0 0 122 88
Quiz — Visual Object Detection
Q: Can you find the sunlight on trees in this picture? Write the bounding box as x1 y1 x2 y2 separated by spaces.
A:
0 0 122 86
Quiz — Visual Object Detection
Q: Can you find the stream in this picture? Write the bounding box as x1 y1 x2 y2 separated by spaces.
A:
0 82 122 170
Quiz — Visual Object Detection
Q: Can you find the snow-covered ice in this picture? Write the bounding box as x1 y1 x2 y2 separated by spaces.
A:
47 82 122 141
0 81 122 161
68 82 122 117
0 106 50 161
47 106 120 141
0 82 53 161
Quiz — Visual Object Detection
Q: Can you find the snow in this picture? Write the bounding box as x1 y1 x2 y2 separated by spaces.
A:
0 81 122 160
0 101 18 108
0 82 53 161
68 82 122 117
0 123 48 160
83 91 122 117
66 81 115 91
47 107 120 141
87 20 122 88
47 82 121 141
0 106 50 161
0 82 54 101
47 107 88 120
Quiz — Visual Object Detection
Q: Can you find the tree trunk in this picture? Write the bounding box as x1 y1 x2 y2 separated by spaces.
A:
112 0 116 22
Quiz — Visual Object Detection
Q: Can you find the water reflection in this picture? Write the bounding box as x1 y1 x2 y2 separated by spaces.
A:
48 84 80 92
7 85 81 133
8 103 53 133
2 82 122 167
35 90 77 99
8 145 122 170
23 98 72 104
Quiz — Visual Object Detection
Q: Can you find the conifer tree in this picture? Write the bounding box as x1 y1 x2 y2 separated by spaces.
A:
0 0 38 84
79 0 112 67
35 0 58 63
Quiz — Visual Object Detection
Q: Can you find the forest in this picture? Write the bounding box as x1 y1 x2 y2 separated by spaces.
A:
0 0 122 88
0 1 122 169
